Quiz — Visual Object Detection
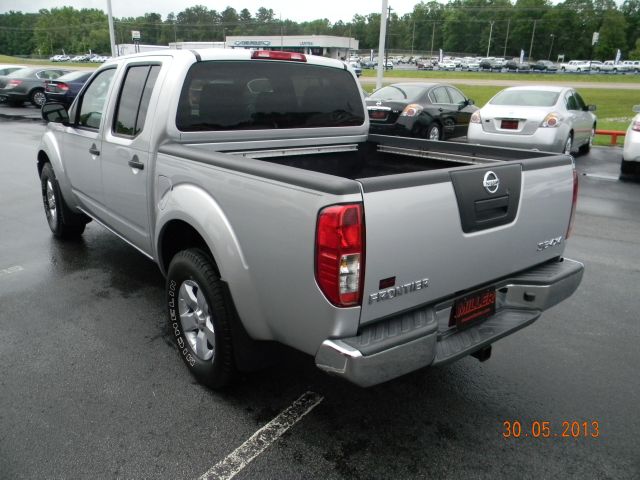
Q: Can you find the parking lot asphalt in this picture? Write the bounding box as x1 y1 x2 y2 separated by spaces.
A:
0 119 639 479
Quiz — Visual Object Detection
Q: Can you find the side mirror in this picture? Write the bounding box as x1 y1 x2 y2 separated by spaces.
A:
632 105 640 113
42 102 69 124
587 104 597 112
467 98 474 106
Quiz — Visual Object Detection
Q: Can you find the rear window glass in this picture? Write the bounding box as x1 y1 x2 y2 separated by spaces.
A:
369 85 426 102
490 90 560 107
176 60 364 131
58 71 92 82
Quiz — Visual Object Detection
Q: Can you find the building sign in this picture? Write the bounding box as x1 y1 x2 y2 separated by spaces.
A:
131 30 141 40
234 40 271 46
299 42 313 46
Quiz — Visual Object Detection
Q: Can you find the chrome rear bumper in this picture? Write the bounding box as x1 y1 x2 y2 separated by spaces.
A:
315 258 584 387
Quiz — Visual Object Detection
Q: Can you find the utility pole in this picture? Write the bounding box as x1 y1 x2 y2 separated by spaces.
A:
376 0 389 90
528 19 537 61
430 22 435 58
503 19 510 58
548 34 555 60
486 21 494 58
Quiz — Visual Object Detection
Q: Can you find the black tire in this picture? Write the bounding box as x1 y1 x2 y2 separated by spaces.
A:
579 127 595 155
30 88 46 107
167 249 235 389
620 159 637 177
40 163 87 238
563 134 573 155
426 123 442 141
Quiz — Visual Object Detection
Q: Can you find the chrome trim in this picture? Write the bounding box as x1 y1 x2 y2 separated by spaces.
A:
234 143 358 159
316 335 436 388
77 207 155 260
376 144 502 165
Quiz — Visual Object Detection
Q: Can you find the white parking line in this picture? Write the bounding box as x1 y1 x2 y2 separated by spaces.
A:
0 265 24 278
582 173 619 181
198 391 324 480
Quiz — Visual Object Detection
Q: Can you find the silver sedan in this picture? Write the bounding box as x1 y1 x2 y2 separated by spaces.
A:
467 86 597 155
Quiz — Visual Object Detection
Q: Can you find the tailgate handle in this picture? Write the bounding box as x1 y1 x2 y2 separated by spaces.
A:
474 195 509 222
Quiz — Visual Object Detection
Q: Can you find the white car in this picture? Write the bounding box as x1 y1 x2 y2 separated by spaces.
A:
622 60 640 73
621 105 640 177
437 60 456 70
560 60 591 72
467 85 597 154
599 61 630 73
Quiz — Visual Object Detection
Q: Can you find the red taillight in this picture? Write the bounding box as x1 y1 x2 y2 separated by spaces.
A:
566 167 579 239
57 82 69 92
8 79 22 87
251 50 307 62
315 203 365 307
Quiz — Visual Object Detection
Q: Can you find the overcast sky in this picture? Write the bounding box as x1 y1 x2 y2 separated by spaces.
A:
0 1 420 23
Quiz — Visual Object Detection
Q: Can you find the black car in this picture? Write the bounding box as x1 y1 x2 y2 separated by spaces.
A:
44 70 93 106
0 67 70 107
366 82 477 140
531 60 558 72
505 60 531 72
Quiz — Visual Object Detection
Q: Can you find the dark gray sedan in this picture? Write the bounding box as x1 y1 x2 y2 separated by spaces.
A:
0 67 71 107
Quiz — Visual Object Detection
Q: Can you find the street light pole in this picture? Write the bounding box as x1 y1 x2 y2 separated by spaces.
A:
106 0 116 57
376 0 389 90
486 21 494 58
528 19 537 62
548 34 555 60
503 19 510 58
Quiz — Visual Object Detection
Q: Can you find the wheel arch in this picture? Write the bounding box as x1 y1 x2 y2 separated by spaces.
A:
155 187 271 341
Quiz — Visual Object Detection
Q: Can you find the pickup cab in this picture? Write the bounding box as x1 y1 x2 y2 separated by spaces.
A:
37 49 584 388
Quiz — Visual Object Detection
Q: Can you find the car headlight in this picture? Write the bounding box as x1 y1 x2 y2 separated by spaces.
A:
470 111 481 123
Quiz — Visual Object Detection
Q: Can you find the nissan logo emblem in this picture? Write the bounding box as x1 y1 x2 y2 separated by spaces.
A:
483 171 499 194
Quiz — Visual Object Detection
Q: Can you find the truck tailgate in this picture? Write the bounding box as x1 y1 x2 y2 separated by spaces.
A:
358 159 574 324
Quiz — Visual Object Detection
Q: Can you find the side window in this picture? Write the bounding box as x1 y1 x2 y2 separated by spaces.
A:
77 68 116 130
565 93 578 111
430 87 450 104
573 92 586 110
447 87 466 105
113 65 160 137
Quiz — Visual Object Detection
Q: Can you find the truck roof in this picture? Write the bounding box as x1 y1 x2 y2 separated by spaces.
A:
103 48 347 70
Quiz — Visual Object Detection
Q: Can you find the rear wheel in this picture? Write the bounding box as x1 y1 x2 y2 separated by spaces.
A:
620 159 637 177
579 127 595 155
40 163 87 238
166 249 236 389
30 88 46 107
563 134 573 155
426 123 442 141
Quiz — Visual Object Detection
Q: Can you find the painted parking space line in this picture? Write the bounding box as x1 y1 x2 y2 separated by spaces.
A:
198 391 324 480
582 173 620 181
0 265 24 278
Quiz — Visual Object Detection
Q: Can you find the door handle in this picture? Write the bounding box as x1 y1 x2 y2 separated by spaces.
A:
128 155 144 170
89 144 100 156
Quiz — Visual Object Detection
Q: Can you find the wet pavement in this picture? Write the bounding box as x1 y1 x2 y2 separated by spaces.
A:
0 119 638 479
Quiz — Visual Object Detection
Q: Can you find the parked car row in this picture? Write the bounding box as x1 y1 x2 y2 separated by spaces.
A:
366 82 597 156
0 66 93 107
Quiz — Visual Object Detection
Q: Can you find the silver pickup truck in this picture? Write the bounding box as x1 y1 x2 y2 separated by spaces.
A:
37 49 583 388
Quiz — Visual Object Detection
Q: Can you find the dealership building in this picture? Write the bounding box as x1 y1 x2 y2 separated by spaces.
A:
224 35 359 59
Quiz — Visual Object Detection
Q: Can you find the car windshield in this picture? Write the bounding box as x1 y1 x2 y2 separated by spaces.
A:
490 90 560 107
369 85 426 101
